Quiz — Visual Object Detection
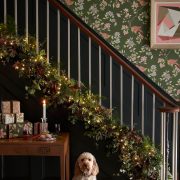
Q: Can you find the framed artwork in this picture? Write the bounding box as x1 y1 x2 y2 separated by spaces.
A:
151 0 180 49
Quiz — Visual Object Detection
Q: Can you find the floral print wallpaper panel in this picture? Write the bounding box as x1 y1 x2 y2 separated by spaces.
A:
59 0 180 101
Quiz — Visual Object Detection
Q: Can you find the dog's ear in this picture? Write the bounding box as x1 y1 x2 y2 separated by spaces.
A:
91 157 99 176
74 159 81 176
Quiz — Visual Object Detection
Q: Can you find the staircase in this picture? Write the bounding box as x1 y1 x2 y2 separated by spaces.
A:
0 0 179 179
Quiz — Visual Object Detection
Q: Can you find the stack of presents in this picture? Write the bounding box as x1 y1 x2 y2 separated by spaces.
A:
0 100 33 139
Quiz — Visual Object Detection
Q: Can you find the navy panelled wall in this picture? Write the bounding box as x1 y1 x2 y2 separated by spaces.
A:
0 0 165 179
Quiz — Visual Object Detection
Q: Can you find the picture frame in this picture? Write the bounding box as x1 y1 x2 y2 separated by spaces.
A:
151 0 180 49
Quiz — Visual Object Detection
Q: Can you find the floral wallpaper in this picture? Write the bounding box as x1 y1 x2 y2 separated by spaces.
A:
59 0 180 101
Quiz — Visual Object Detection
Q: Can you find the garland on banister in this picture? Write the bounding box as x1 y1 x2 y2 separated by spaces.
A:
0 24 162 179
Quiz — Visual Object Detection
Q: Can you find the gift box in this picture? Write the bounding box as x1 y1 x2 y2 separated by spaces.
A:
11 101 20 113
15 113 24 123
1 101 11 114
34 122 39 135
34 122 48 135
8 121 33 138
23 121 33 135
2 114 15 124
8 123 24 138
0 124 8 139
1 101 20 114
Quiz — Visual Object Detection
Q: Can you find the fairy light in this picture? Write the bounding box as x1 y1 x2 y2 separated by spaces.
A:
40 55 43 60
15 66 19 69
124 141 128 146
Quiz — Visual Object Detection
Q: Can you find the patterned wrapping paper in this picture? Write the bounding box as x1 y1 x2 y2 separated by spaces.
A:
11 101 20 113
34 122 39 135
1 101 11 114
23 121 33 135
2 114 15 124
1 101 20 114
8 123 24 138
0 124 8 139
8 122 33 138
15 113 24 123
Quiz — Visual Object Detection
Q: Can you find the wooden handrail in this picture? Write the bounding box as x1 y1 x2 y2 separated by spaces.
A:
158 107 180 113
49 0 179 107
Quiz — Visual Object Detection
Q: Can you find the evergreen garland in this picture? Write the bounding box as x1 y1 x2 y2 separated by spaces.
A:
0 23 162 180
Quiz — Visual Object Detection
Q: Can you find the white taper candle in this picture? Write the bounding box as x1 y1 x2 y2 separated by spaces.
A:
43 99 46 120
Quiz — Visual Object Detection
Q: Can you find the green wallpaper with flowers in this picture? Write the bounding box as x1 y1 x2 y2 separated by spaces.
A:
59 0 180 101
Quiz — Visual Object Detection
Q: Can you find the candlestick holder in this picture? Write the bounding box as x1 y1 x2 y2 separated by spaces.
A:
40 118 48 133
41 117 47 123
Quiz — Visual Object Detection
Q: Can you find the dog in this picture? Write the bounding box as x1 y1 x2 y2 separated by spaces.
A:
72 152 99 180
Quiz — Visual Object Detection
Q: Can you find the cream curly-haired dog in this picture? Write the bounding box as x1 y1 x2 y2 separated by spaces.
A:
72 152 99 180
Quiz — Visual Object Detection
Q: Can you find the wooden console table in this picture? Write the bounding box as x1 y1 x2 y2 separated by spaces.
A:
0 132 69 180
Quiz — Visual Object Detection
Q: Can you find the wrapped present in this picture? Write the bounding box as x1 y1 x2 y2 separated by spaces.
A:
15 113 24 123
1 101 20 114
23 121 33 135
1 101 11 113
2 114 15 124
34 122 39 135
8 123 24 138
11 101 20 113
8 121 33 138
0 124 8 139
34 122 48 135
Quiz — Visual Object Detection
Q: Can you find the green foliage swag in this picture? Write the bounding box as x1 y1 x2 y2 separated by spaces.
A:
0 23 162 179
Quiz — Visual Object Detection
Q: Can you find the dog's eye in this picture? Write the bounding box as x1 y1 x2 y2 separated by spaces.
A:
88 158 91 161
81 158 84 162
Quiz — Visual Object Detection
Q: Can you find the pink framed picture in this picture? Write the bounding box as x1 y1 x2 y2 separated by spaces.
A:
151 0 180 49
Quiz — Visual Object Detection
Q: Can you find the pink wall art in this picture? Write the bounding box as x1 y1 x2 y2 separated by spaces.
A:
151 0 180 49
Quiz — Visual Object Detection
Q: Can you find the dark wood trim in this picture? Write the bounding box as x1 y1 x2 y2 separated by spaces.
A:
49 0 179 107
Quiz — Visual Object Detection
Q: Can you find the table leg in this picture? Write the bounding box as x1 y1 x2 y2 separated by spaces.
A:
60 155 65 180
66 146 70 180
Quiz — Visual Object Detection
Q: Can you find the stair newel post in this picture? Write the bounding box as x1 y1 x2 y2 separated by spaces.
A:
172 110 178 180
159 107 179 180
